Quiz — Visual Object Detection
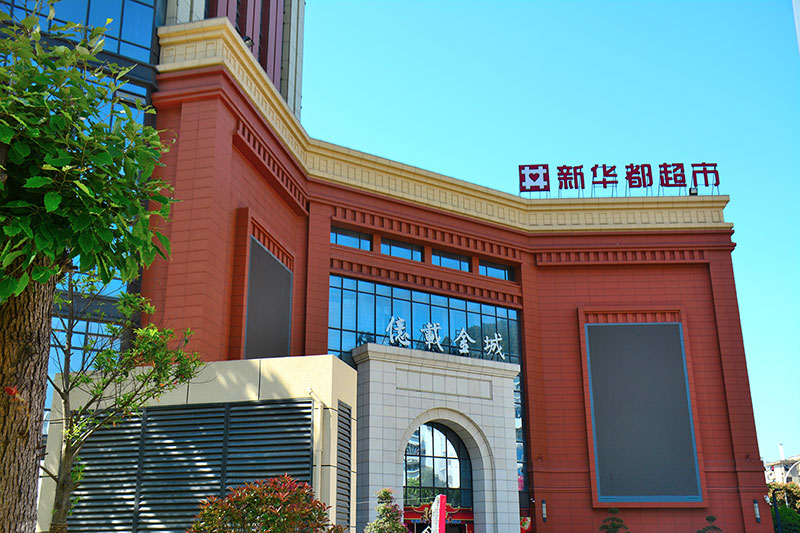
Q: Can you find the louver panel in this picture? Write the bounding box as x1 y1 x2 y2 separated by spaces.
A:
226 400 313 485
136 405 227 532
69 417 142 532
67 399 314 532
336 401 352 526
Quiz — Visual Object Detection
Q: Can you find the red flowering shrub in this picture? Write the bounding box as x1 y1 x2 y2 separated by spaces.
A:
188 475 343 533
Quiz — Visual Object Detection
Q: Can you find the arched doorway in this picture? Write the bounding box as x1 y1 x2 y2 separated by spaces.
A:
403 422 474 533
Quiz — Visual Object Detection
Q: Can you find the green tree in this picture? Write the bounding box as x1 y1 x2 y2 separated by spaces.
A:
364 488 410 533
696 515 722 533
42 270 200 531
599 508 630 533
189 475 343 533
0 2 175 529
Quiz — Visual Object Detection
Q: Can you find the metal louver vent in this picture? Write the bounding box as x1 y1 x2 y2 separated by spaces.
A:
336 401 352 526
67 399 313 532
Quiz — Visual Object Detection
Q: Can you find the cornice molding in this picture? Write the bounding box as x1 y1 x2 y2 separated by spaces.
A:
157 19 734 234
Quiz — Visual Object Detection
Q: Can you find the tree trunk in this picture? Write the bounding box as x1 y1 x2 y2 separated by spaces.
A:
50 443 76 532
0 262 58 533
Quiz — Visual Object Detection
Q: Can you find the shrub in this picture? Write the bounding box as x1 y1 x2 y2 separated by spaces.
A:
189 475 343 532
364 488 410 533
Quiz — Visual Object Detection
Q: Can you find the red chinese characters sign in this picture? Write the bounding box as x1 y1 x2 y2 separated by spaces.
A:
519 162 719 193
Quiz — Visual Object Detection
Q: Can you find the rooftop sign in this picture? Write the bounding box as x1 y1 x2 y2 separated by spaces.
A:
519 162 719 195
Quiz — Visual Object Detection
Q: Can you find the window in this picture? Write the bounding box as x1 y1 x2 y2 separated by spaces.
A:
479 260 515 281
431 249 470 272
404 423 472 508
327 276 521 366
330 227 371 251
380 238 423 262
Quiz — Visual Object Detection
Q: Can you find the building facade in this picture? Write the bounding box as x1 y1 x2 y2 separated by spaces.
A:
10 1 771 530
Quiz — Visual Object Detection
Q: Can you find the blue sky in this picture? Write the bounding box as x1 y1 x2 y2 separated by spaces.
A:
301 1 800 461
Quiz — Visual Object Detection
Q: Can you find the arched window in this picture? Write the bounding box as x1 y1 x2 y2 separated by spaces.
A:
404 423 472 508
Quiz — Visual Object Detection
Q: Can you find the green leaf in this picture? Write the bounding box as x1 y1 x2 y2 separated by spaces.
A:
155 231 171 257
0 276 17 300
0 124 13 143
34 230 54 255
24 176 53 188
13 271 29 297
45 149 71 167
1 250 24 268
31 264 56 283
44 191 62 212
74 181 93 197
3 225 22 237
91 151 113 167
8 140 31 164
78 230 95 254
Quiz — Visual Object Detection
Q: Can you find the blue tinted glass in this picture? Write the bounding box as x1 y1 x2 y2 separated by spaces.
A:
393 287 410 300
508 309 518 320
376 283 391 296
52 0 87 23
89 0 122 38
412 291 429 304
392 299 410 322
343 277 356 290
376 296 392 338
411 302 429 348
118 41 149 62
341 331 356 352
120 0 153 46
496 307 508 319
328 288 341 328
481 303 496 315
431 306 449 344
341 290 356 330
449 297 466 310
467 301 480 313
360 238 371 251
430 294 447 307
357 292 375 333
329 275 342 288
327 329 340 352
380 242 390 255
357 280 374 293
449 309 466 335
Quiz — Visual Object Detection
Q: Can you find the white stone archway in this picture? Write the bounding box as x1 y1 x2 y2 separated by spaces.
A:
353 344 519 533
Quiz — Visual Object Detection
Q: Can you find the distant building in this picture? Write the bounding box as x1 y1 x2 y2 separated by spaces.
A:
765 451 800 485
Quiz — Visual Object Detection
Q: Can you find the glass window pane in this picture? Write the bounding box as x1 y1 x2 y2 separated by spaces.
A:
420 424 433 457
342 290 356 330
392 299 411 324
342 277 356 290
328 288 341 328
119 42 150 62
447 459 461 488
406 428 420 455
53 0 88 23
433 458 447 487
341 331 356 353
89 0 122 38
432 426 446 457
376 296 392 341
392 286 410 300
420 457 433 487
406 455 420 486
121 0 153 46
376 283 391 296
357 279 374 293
357 292 375 333
327 329 340 352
